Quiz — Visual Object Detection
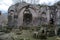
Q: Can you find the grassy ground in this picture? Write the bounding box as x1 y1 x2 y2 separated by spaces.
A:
0 29 57 40
47 36 57 40
11 30 57 40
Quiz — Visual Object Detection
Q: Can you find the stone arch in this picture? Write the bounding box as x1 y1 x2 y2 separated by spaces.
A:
23 7 32 25
8 5 15 13
17 5 38 26
17 5 37 15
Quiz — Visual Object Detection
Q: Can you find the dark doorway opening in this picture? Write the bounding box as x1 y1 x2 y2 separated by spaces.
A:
23 13 32 24
57 28 60 36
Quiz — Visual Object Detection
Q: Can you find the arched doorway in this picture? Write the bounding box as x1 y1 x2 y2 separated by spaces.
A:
17 5 36 26
23 13 32 24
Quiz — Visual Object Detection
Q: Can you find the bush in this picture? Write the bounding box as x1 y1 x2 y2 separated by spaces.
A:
1 26 12 33
20 38 24 40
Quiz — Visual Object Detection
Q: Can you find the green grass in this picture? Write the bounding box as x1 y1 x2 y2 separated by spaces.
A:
47 36 57 40
10 30 57 40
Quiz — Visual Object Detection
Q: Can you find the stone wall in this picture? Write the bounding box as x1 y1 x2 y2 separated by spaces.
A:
8 2 58 27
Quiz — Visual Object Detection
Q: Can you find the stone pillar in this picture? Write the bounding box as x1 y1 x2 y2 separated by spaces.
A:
14 15 18 28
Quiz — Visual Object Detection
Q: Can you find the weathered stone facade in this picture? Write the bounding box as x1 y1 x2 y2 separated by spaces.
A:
8 2 51 27
8 2 60 28
7 1 60 35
